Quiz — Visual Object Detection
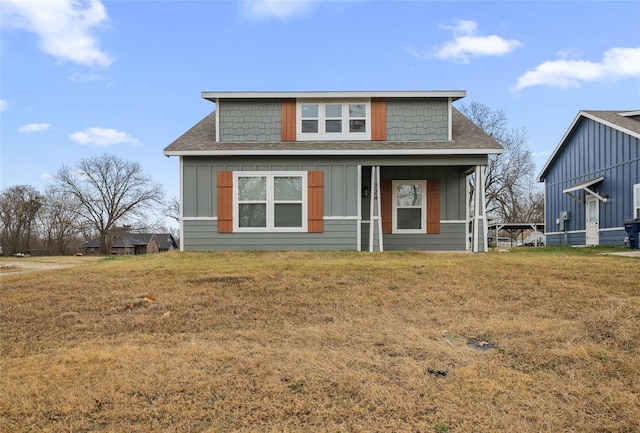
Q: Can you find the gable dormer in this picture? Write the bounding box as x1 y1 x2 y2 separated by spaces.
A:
202 91 465 143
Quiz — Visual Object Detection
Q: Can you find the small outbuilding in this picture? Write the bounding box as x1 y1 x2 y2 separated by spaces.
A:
537 110 640 246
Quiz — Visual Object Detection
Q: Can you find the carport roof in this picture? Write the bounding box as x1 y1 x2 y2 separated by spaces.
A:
488 222 545 232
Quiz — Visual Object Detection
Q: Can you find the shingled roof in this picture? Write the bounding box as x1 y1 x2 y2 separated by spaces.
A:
538 110 640 181
163 107 502 156
83 233 177 250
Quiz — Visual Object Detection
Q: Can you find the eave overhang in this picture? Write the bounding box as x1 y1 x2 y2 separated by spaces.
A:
202 90 466 101
164 147 504 157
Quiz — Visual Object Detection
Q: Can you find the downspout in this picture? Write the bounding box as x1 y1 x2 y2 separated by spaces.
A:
448 97 453 141
376 166 383 252
357 165 362 251
215 98 220 142
179 155 184 252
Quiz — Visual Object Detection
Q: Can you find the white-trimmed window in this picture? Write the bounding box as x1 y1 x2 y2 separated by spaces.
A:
233 172 307 232
392 180 426 234
634 183 640 219
297 100 371 141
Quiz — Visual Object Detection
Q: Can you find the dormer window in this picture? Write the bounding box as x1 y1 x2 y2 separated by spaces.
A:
297 100 371 141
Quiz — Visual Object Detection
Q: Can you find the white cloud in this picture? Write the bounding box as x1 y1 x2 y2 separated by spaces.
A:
432 20 520 63
515 47 640 90
69 127 141 147
41 173 54 182
240 0 315 20
17 122 51 133
2 0 112 67
0 99 8 111
68 71 104 82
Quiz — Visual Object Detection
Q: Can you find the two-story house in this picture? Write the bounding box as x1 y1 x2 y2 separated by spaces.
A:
164 91 502 252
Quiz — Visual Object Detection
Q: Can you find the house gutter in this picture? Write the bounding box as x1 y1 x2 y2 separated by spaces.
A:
164 148 504 157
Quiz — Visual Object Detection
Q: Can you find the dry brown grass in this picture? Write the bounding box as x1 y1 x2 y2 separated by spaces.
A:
1 250 639 432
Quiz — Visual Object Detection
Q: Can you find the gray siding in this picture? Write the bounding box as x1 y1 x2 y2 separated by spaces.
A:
543 118 640 243
219 99 281 142
182 157 359 218
181 157 476 252
387 98 448 141
183 219 357 251
381 166 467 220
362 222 467 251
218 98 451 142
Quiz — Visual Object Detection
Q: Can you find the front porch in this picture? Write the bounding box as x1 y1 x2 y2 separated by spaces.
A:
357 164 488 252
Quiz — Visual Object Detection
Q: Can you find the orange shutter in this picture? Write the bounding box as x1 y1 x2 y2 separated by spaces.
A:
426 180 440 234
217 171 233 233
381 179 392 234
308 171 323 233
281 99 296 142
371 98 387 141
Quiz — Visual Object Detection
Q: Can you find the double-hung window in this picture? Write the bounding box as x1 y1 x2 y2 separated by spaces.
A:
298 101 371 140
392 180 426 234
234 172 307 232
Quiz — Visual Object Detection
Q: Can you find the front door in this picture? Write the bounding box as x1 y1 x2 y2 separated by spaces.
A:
586 195 599 246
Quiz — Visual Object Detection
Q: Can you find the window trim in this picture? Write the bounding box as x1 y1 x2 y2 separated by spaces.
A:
296 100 371 141
232 171 308 233
392 180 427 234
634 183 640 219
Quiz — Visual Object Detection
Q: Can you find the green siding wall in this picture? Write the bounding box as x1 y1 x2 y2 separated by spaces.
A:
183 219 357 251
219 99 281 142
387 98 448 141
182 157 359 218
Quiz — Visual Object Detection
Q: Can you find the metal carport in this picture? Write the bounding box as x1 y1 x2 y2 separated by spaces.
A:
487 222 545 247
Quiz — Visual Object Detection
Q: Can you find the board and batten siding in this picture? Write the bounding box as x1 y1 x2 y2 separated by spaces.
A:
183 219 358 251
543 117 640 241
182 157 359 219
360 165 469 251
182 158 358 251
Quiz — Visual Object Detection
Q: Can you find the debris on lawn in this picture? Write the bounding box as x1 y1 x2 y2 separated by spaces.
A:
467 338 496 351
427 368 448 378
113 294 159 312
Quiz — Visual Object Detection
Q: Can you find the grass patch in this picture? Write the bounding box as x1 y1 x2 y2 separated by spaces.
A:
1 250 639 432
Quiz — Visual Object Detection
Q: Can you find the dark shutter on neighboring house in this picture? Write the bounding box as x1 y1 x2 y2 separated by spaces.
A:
371 98 387 141
281 99 296 142
381 179 392 234
217 171 233 233
426 180 441 234
308 171 324 233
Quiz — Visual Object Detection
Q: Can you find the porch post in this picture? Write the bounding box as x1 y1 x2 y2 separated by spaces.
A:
472 165 488 252
369 166 384 252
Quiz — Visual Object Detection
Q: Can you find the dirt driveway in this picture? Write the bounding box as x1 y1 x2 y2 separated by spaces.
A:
0 256 103 276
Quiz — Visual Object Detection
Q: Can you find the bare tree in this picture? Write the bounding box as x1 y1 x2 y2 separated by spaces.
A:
37 185 85 255
167 196 180 224
52 154 164 254
0 185 43 255
460 102 542 223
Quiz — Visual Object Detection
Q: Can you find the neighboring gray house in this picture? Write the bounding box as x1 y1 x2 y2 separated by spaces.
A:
83 233 178 255
537 110 640 246
164 91 503 252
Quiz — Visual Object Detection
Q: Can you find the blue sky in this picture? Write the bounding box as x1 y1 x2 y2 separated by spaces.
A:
1 0 639 227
